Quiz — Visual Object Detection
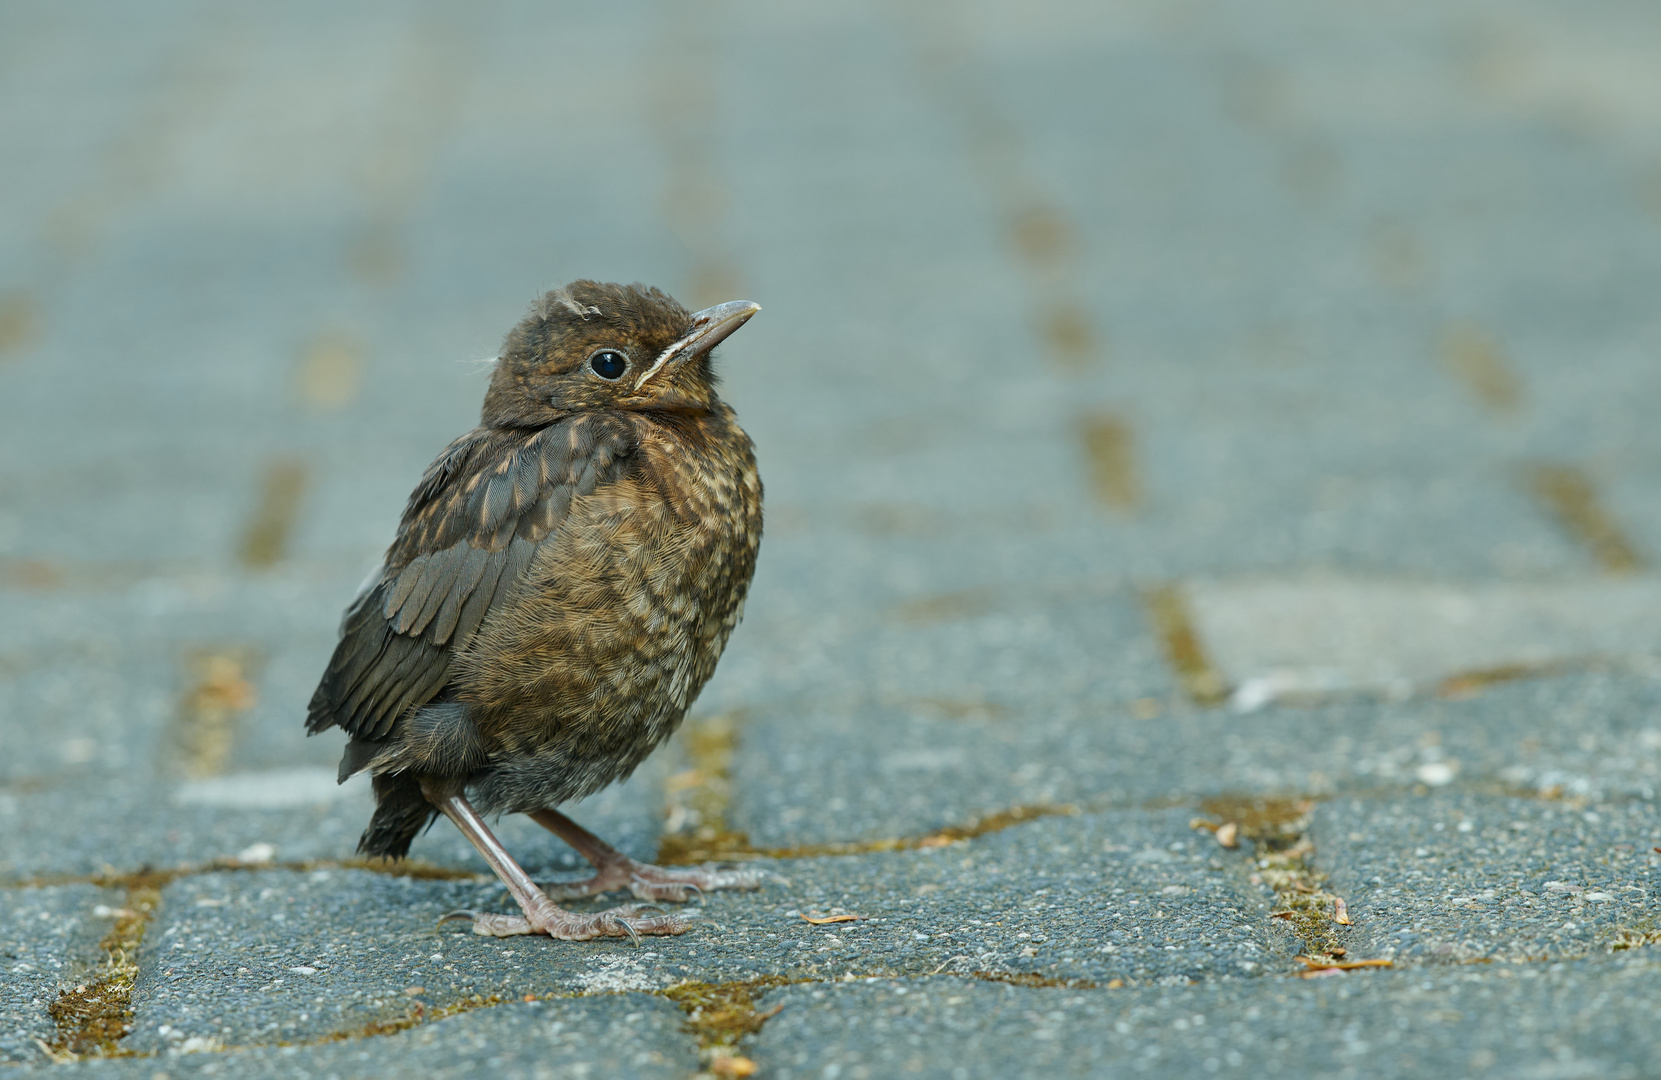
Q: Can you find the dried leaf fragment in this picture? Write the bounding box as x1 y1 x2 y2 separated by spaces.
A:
802 914 862 925
711 1053 759 1078
1333 896 1352 925
1294 955 1392 976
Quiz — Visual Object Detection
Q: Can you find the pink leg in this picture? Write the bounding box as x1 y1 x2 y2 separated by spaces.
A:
529 807 781 903
431 791 687 940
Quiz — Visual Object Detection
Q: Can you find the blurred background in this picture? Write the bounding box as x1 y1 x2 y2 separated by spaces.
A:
3 0 1661 872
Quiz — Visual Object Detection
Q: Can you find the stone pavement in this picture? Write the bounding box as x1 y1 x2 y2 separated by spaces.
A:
3 0 1660 1076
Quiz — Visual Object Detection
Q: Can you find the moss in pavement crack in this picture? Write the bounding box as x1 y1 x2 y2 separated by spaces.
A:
661 977 795 1077
43 874 167 1060
1199 796 1351 966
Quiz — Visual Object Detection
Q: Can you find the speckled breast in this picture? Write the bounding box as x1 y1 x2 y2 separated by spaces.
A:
458 407 761 811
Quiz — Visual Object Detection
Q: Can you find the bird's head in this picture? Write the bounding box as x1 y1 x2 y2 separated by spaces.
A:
481 280 759 427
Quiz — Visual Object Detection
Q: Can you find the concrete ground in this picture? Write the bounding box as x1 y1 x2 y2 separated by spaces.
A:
3 0 1660 1076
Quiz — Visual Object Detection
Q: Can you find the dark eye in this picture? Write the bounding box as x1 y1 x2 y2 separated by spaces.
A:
589 350 628 380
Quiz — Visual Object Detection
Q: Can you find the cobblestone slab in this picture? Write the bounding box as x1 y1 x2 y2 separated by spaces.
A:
0 885 114 1063
124 868 642 1050
692 808 1287 987
749 957 1661 1079
734 671 1661 847
107 808 1280 1050
21 995 693 1079
1316 793 1661 964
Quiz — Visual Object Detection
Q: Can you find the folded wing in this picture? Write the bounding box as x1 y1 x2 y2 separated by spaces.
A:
306 414 637 743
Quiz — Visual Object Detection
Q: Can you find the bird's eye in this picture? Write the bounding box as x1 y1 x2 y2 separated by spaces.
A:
589 350 628 381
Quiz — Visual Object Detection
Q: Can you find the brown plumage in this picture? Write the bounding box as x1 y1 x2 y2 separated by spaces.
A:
307 281 768 940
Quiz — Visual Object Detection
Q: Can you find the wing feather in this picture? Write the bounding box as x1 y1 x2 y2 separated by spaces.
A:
305 415 636 741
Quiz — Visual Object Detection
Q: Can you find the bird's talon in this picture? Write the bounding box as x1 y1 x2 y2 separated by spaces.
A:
612 916 642 946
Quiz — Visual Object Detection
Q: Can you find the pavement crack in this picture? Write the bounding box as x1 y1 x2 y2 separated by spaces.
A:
238 458 308 569
657 710 1079 866
660 977 795 1079
5 856 484 892
1079 413 1141 512
1438 321 1523 413
41 873 166 1060
1195 796 1360 974
1435 658 1582 699
308 993 506 1047
659 710 753 864
1610 923 1661 952
1142 584 1231 706
1525 462 1645 573
167 647 261 779
970 971 1101 991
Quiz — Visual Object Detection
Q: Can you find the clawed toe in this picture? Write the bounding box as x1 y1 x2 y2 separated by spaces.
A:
440 903 689 941
583 905 690 943
467 911 540 937
439 908 481 925
629 876 704 904
625 860 781 902
541 858 783 904
439 908 535 936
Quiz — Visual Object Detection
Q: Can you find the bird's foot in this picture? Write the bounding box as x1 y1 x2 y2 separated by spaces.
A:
541 858 782 904
442 900 688 941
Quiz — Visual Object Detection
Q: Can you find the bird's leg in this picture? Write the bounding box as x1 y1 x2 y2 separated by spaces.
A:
428 789 687 940
528 807 780 903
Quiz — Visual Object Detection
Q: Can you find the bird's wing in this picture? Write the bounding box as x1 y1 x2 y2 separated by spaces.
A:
306 414 637 741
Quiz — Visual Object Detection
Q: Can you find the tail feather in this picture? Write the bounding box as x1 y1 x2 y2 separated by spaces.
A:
358 773 438 858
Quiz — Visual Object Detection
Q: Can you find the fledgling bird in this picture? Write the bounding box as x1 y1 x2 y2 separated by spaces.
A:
307 281 767 940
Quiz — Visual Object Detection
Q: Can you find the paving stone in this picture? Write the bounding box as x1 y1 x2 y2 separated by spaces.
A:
747 956 1661 1080
694 808 1288 988
733 670 1661 847
24 995 694 1079
706 578 1176 717
115 807 1281 1050
0 884 115 1063
126 868 620 1050
1316 793 1661 964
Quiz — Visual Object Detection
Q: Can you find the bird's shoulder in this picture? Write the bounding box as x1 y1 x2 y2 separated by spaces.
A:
376 412 642 643
389 413 641 567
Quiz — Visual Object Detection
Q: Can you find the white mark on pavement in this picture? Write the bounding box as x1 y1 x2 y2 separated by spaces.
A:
1189 574 1661 702
174 767 368 809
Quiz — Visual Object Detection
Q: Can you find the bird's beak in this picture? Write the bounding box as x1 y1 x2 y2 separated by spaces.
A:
634 300 760 389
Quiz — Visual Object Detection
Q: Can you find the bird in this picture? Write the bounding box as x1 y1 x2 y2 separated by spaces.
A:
306 280 769 940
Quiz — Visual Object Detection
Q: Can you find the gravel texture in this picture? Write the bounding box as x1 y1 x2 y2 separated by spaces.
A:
749 959 1661 1080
